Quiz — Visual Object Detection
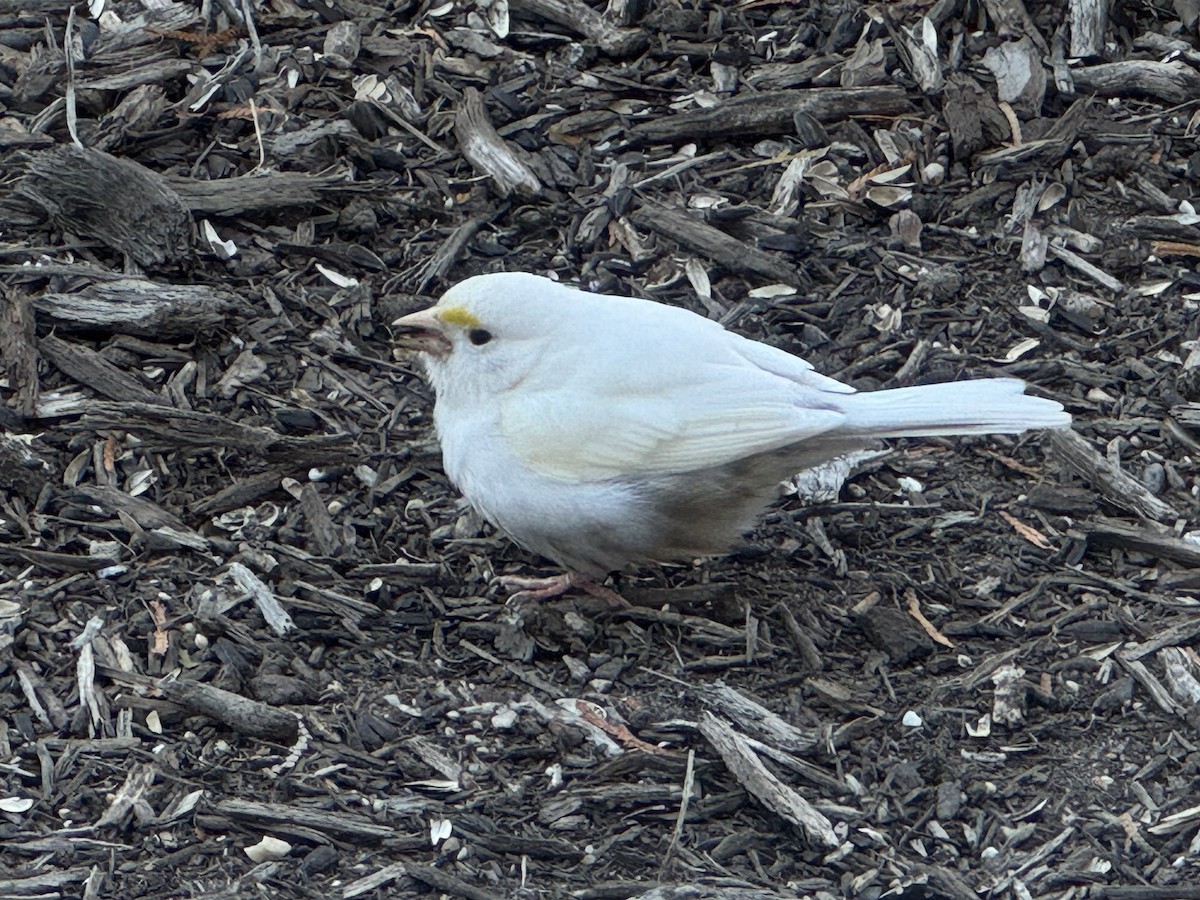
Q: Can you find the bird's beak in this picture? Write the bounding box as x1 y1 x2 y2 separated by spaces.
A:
392 307 451 356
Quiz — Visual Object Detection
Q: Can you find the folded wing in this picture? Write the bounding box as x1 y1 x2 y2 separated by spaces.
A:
500 330 849 481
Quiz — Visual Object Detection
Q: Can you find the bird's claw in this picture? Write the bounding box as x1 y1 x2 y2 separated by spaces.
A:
497 572 630 608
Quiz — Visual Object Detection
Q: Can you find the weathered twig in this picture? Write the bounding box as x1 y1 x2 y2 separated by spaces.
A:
629 206 798 284
16 146 190 265
33 279 236 339
1045 428 1177 521
510 0 646 56
1072 60 1200 104
628 87 911 145
699 712 839 848
455 88 541 197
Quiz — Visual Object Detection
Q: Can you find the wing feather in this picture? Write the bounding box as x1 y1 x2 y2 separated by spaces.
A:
500 357 847 481
728 332 856 394
492 291 854 481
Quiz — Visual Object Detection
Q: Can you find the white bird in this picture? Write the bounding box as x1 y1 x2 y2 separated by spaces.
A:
394 273 1070 602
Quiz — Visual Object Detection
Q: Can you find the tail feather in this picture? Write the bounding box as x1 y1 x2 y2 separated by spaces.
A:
835 378 1069 439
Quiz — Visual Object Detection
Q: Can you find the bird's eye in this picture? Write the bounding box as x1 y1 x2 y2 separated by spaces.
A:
468 328 493 346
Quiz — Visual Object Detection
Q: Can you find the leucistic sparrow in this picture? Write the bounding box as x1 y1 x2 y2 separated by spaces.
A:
394 273 1070 602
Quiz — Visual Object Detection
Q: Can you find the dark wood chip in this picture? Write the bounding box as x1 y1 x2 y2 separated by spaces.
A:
5 1 1200 896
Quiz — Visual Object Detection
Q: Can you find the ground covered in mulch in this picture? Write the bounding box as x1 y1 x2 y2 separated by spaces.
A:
4 0 1200 897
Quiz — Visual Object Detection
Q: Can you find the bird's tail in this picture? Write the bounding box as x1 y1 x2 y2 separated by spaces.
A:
834 377 1069 439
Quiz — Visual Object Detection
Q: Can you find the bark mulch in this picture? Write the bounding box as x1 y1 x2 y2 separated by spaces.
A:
3 0 1200 897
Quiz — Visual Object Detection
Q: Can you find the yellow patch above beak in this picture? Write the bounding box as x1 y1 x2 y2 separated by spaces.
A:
437 306 481 328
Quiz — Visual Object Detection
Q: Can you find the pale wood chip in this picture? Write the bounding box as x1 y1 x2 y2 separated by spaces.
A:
905 588 954 648
998 509 1054 550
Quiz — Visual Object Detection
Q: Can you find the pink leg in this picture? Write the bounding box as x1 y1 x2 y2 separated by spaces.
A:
497 572 629 607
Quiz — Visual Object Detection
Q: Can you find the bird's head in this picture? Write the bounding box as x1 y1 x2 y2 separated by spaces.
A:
392 272 576 402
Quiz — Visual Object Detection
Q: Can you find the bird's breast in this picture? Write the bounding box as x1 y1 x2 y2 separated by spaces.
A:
431 400 657 573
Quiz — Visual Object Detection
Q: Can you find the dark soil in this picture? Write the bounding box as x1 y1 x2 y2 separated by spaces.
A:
3 0 1200 897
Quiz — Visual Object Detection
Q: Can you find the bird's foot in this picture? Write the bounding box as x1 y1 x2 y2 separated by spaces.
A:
498 572 629 608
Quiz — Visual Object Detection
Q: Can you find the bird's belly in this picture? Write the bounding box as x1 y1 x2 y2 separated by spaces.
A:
435 419 840 576
438 423 652 575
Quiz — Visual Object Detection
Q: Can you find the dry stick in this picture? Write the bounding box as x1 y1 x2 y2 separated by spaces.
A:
695 683 820 754
1073 59 1200 104
628 86 912 144
455 88 542 197
509 0 646 56
418 214 490 291
0 287 38 416
1124 621 1200 662
629 206 799 284
227 562 295 636
698 712 839 848
64 6 82 149
248 97 265 172
78 59 196 91
1069 0 1107 56
1047 243 1124 292
658 748 696 880
170 169 374 215
39 335 159 404
343 862 410 899
1115 654 1181 715
1044 428 1177 521
34 279 235 338
216 797 394 841
158 680 300 741
1080 519 1200 568
240 0 262 63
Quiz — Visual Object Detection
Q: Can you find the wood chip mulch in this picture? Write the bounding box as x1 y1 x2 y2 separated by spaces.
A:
4 0 1200 897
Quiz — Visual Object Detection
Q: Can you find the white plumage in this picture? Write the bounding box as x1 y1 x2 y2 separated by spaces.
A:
394 273 1070 579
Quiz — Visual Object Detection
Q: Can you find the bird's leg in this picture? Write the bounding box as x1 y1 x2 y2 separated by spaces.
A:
497 572 629 607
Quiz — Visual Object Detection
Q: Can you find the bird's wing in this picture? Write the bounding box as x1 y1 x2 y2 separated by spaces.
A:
728 333 857 394
499 354 847 481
